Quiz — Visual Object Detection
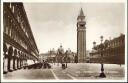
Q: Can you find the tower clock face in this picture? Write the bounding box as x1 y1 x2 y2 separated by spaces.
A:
77 18 81 22
77 18 85 22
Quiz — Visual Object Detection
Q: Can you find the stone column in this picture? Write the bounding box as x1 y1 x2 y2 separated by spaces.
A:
18 59 20 69
22 60 23 68
10 57 14 71
26 59 27 66
15 58 17 70
13 56 16 70
3 56 8 74
8 47 13 72
17 58 19 69
3 44 8 74
7 56 11 72
19 59 22 69
21 59 23 68
23 59 25 67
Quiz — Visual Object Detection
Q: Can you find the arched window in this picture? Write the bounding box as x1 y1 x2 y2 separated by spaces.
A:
7 15 10 35
3 11 7 33
10 19 13 38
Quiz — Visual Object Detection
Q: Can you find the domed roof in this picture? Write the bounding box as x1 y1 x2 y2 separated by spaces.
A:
58 44 64 54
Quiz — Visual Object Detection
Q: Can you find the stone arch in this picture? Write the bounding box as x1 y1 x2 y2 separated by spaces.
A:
22 52 24 59
7 46 13 71
3 43 8 58
13 49 17 70
3 43 8 73
21 52 24 59
20 52 23 67
17 51 21 69
18 51 20 58
8 46 13 58
3 43 8 53
14 49 17 57
23 53 25 59
20 52 22 59
19 51 23 60
16 51 19 68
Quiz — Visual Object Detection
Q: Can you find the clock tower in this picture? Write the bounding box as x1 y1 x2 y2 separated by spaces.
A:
77 8 86 63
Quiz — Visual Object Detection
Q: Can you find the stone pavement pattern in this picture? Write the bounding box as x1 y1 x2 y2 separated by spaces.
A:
52 63 124 80
3 63 125 80
4 69 55 80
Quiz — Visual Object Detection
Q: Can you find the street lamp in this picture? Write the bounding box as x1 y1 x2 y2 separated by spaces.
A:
65 50 68 68
57 52 59 66
92 41 96 63
99 36 106 78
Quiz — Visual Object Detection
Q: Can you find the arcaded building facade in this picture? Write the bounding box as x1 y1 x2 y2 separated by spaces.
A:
3 2 39 74
90 34 125 64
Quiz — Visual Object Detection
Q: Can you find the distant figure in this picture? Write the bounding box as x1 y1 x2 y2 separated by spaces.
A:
23 62 28 69
43 61 51 69
120 64 121 67
74 55 78 64
43 61 47 69
62 63 65 69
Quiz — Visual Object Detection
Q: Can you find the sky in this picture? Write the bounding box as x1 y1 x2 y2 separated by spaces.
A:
23 3 125 54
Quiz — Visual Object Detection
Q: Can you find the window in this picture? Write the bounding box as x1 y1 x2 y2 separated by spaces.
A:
26 32 29 37
17 15 19 22
12 6 15 13
3 14 6 33
9 3 11 8
80 24 84 27
10 19 13 37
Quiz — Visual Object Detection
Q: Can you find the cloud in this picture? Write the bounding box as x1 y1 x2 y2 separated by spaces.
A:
24 3 125 53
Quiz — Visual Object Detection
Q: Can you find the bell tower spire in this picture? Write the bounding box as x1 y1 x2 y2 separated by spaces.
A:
80 8 84 16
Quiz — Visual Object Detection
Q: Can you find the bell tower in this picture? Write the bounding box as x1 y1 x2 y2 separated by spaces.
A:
77 8 86 63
